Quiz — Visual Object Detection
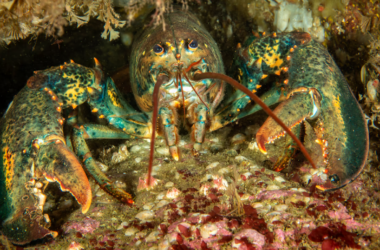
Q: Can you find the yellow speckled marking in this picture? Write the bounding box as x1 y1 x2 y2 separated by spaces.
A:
62 73 87 103
263 52 283 69
108 89 123 108
3 146 15 191
332 95 347 145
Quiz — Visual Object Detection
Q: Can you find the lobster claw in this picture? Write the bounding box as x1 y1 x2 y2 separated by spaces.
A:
256 86 368 191
36 143 92 213
1 143 92 245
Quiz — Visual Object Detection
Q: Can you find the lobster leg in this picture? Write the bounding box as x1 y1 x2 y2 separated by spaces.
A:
188 102 208 153
158 105 180 161
72 126 134 205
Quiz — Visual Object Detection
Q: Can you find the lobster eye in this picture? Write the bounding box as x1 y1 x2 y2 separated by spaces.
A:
153 44 164 56
329 174 340 184
188 40 198 51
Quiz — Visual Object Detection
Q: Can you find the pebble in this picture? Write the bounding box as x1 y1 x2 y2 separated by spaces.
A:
226 149 238 156
248 141 259 150
210 143 224 153
156 147 170 156
116 221 128 230
96 188 106 197
135 157 142 163
96 161 109 172
143 203 155 210
200 223 218 238
241 193 250 201
156 192 166 200
154 200 169 209
111 144 129 164
320 173 328 181
218 167 230 175
130 145 141 153
125 227 138 236
275 176 286 183
267 185 280 190
242 172 253 180
274 204 288 212
158 239 170 250
166 187 181 199
206 162 220 170
252 203 263 209
257 205 272 214
235 155 249 163
135 211 154 222
135 231 148 238
146 231 160 243
165 182 174 188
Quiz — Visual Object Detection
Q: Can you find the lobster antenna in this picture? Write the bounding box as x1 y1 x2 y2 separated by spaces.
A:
147 75 170 186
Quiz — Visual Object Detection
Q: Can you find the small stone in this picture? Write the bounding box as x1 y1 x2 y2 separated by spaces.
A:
235 155 249 163
156 192 166 200
158 239 170 250
232 229 265 249
154 200 169 209
135 211 154 222
274 204 288 212
96 161 109 172
210 143 224 153
116 221 128 230
143 203 155 210
96 188 106 197
248 141 259 150
146 231 160 243
218 167 230 175
135 157 142 163
135 231 147 238
252 203 263 209
206 162 220 169
231 133 246 145
275 176 286 183
320 173 328 181
256 205 271 214
130 145 141 153
200 223 218 238
165 182 174 188
226 149 238 156
125 227 138 236
166 187 181 199
267 185 280 190
111 144 129 164
241 193 250 201
156 147 170 156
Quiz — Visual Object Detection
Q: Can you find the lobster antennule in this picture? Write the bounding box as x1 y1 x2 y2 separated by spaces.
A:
147 74 170 187
193 72 317 170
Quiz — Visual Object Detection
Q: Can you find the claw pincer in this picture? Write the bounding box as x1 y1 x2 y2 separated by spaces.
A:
1 60 139 244
233 32 368 191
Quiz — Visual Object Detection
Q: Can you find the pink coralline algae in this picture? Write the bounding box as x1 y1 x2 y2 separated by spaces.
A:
64 217 100 234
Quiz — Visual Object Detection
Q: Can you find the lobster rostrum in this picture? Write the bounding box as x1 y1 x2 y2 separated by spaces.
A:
0 8 368 245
